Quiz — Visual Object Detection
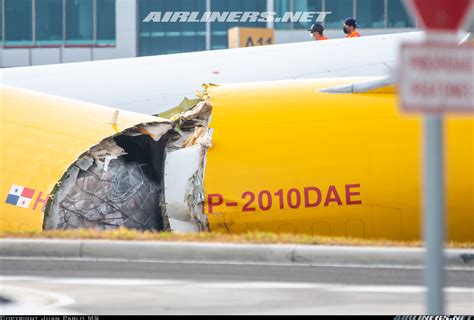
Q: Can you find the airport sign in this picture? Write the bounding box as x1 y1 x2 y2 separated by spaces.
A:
400 42 474 113
407 0 472 31
228 27 274 48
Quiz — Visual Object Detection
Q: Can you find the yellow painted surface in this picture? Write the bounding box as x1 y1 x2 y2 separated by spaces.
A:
0 86 166 232
1 79 472 243
204 79 473 242
228 27 274 48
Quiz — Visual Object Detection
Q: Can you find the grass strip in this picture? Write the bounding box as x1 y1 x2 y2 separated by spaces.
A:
1 229 472 249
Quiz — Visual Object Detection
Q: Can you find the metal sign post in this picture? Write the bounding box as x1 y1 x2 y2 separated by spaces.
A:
423 112 444 314
205 0 211 51
401 0 474 314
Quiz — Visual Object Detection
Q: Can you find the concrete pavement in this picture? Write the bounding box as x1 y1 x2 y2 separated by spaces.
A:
0 257 472 314
1 239 472 314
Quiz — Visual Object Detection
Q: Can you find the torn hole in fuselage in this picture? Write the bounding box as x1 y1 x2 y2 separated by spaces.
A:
43 123 173 231
42 98 213 233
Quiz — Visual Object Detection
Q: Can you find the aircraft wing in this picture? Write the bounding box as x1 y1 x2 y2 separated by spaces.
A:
0 32 423 115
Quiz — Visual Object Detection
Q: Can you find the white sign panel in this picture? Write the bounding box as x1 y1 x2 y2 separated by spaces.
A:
400 43 474 113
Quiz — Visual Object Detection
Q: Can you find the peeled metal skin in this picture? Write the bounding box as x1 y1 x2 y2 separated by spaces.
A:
46 158 163 231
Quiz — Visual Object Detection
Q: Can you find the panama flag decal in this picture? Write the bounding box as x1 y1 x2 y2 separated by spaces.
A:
5 185 36 209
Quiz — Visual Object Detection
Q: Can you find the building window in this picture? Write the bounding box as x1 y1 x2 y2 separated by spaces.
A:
36 0 63 45
138 0 206 56
324 0 354 29
2 0 116 48
139 0 268 55
66 0 93 45
96 0 116 45
0 0 3 43
274 0 415 30
296 0 322 29
274 0 292 30
387 0 414 28
356 0 385 28
210 0 266 50
5 0 33 46
274 0 322 30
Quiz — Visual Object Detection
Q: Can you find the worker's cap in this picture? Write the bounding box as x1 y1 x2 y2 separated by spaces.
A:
344 18 358 27
308 23 325 34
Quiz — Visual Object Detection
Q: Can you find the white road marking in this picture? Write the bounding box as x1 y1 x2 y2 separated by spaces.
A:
0 284 75 308
324 285 474 294
1 276 473 293
190 282 323 289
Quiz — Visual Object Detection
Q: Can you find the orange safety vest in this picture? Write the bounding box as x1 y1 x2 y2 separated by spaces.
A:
319 36 329 40
346 31 361 38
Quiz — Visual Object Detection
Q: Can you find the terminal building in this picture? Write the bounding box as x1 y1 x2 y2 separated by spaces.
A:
1 0 417 67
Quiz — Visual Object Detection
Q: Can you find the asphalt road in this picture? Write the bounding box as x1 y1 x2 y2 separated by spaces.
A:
1 257 473 315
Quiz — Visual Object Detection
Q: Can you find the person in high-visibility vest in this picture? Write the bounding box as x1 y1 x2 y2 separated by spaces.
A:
308 23 329 41
343 18 361 38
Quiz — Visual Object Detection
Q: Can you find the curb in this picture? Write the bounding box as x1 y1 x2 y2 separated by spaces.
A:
0 239 472 267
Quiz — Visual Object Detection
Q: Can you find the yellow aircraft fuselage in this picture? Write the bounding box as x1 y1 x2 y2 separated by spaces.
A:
1 79 472 242
203 80 473 242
